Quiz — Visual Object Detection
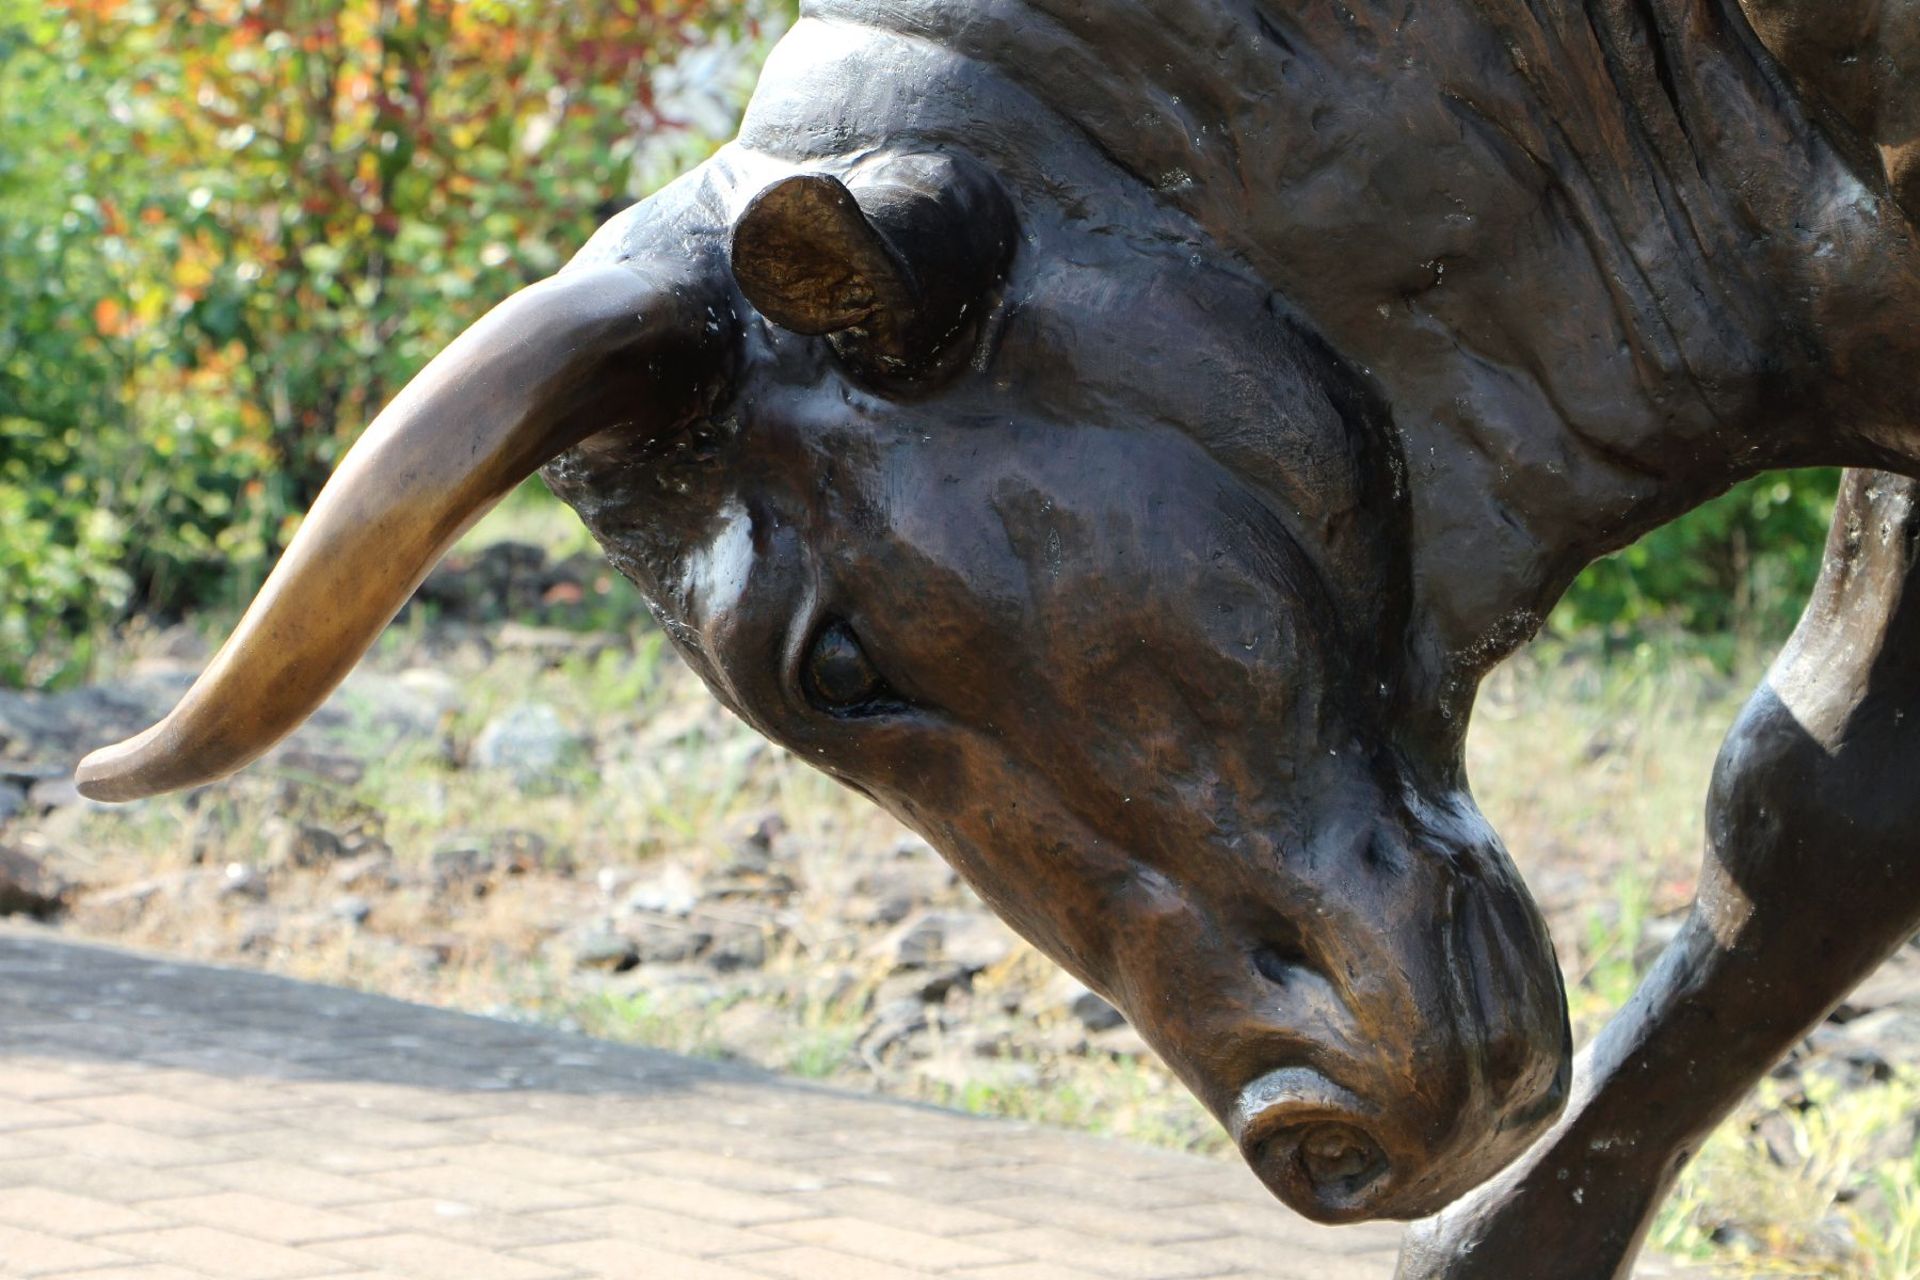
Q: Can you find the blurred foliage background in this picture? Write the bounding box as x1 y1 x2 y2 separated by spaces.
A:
1 0 784 687
0 0 1838 689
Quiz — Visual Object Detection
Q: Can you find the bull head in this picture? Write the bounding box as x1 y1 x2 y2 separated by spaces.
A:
79 14 1576 1225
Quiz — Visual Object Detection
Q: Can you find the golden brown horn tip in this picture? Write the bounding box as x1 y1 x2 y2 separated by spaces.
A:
74 726 197 803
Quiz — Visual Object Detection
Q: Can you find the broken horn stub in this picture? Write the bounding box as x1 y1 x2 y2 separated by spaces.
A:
729 152 1017 382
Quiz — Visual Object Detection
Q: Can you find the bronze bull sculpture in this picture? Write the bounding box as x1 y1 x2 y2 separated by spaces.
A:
75 1 1920 1274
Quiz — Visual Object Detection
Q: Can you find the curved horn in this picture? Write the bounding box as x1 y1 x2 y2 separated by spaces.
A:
730 152 1016 380
76 261 730 802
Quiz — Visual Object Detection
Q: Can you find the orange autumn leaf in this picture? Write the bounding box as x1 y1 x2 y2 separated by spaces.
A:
92 297 129 337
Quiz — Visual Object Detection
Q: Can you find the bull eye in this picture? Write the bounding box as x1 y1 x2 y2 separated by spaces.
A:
1253 937 1313 989
802 619 900 716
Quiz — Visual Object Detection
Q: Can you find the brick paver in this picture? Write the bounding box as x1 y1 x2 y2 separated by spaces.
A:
0 927 1702 1279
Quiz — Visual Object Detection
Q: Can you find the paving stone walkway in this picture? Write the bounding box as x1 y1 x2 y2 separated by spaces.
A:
0 927 1701 1280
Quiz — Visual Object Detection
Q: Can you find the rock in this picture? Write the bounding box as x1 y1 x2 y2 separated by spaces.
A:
874 964 971 1007
340 828 394 860
701 864 797 903
219 863 269 901
82 877 165 913
495 623 614 657
472 702 583 779
264 822 346 870
182 808 231 866
24 776 88 814
1807 1214 1861 1265
396 667 463 718
0 760 64 788
416 933 462 968
623 864 699 917
1801 1023 1893 1086
1837 951 1920 1016
846 890 917 928
0 847 71 917
622 912 713 964
726 814 787 872
702 821 795 899
1750 1110 1800 1169
855 841 958 912
416 541 552 622
69 871 208 930
490 829 555 874
883 909 1016 974
0 782 24 824
422 829 556 883
1042 1022 1091 1058
1070 989 1126 1032
572 930 639 972
860 997 931 1058
966 1024 1022 1059
845 840 958 925
269 749 366 788
430 843 495 886
331 853 399 892
1042 973 1124 1030
141 623 209 662
234 912 281 955
1833 1008 1920 1059
1087 1024 1152 1060
802 964 862 1009
703 921 770 973
0 682 175 759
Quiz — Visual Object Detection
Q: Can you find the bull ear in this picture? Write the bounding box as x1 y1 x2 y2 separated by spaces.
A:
730 153 1017 381
730 175 917 337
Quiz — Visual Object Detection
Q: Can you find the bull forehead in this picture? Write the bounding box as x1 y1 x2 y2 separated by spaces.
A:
777 405 1339 702
601 377 1338 715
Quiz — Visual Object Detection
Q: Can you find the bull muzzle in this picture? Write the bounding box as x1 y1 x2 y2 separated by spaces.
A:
75 257 733 802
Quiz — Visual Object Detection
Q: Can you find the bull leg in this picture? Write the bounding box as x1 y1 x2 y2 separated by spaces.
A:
1400 468 1920 1280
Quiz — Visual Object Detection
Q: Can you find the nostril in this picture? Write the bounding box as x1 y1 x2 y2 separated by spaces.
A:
1253 941 1309 987
1245 1119 1392 1222
1299 1123 1380 1185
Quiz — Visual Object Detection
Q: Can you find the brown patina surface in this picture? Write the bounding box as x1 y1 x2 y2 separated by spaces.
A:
77 2 1920 1275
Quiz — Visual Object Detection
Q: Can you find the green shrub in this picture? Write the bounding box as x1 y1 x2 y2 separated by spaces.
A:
1551 470 1840 666
1 0 788 687
1 5 137 685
